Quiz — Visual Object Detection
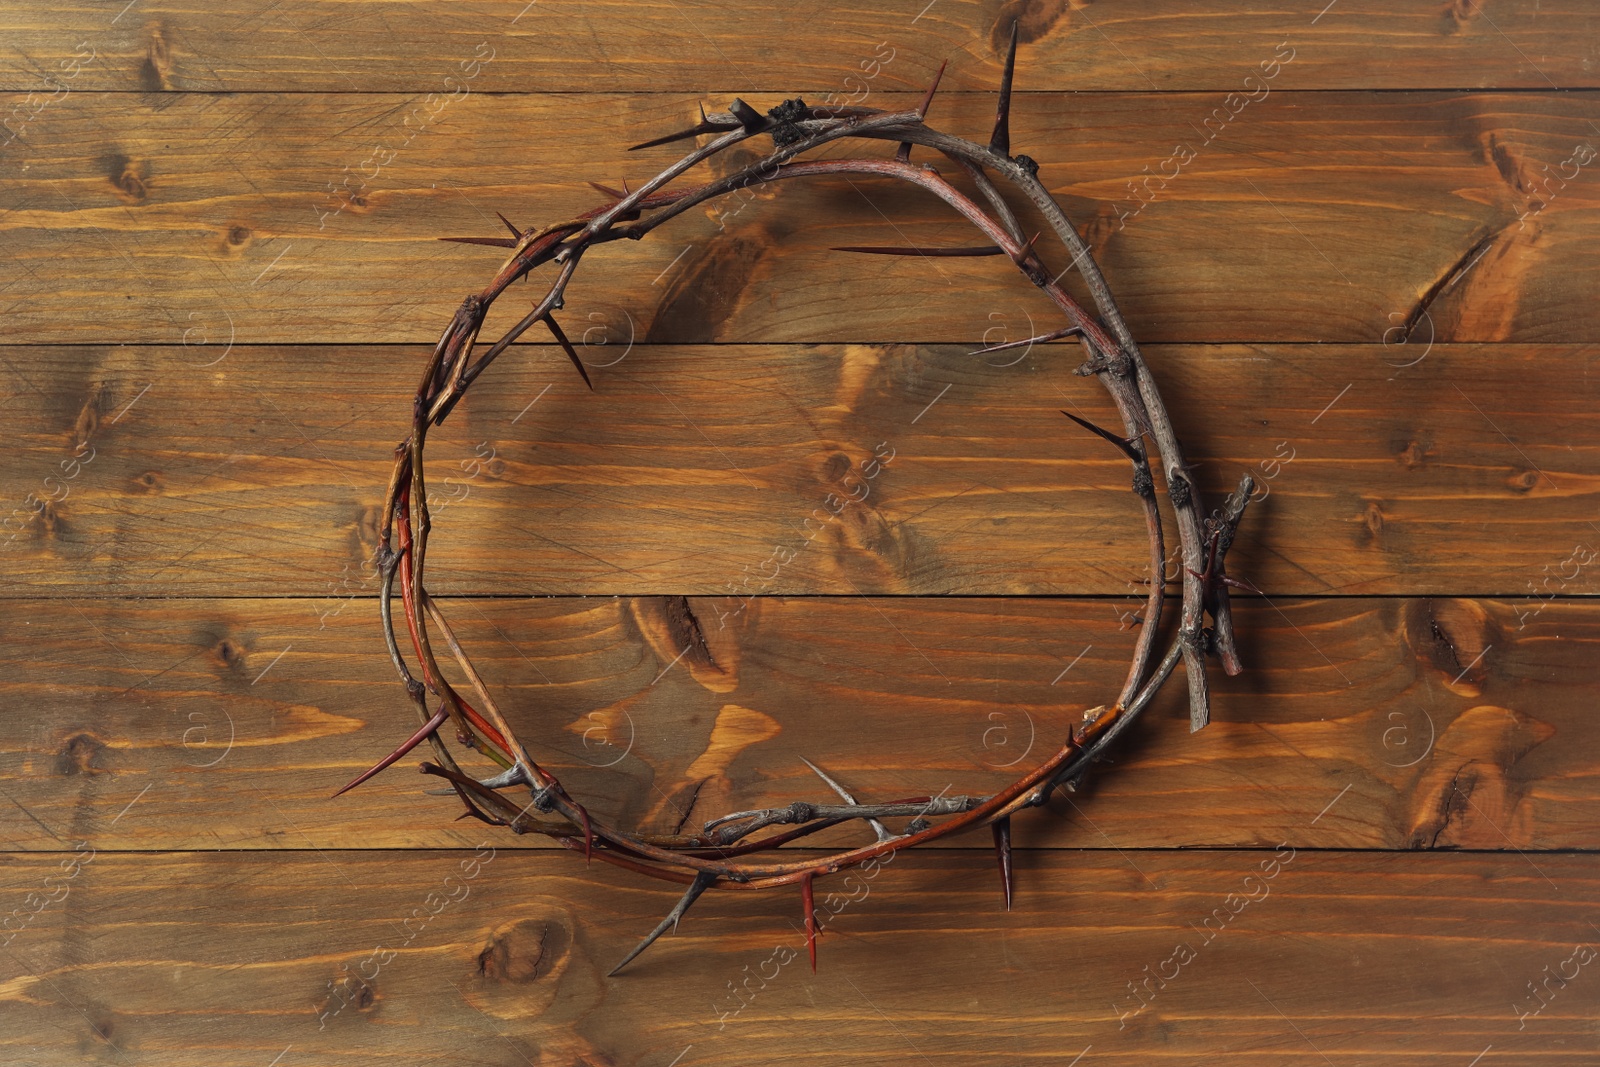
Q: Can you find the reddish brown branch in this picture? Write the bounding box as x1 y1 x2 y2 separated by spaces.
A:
349 49 1257 975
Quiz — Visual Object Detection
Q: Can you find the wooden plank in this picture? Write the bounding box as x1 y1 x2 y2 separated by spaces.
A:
0 847 1593 1063
1 594 1590 853
4 1 1599 93
3 91 1599 344
3 343 1595 598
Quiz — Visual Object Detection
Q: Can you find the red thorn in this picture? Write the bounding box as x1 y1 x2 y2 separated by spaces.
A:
801 872 818 972
588 180 626 200
899 59 948 162
918 59 948 121
992 816 1013 911
494 211 521 238
333 703 449 797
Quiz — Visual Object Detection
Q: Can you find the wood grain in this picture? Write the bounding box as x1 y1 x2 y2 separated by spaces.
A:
3 6 1596 1061
3 91 1599 344
4 343 1595 598
1 847 1594 1065
0 594 1589 853
4 0 1599 92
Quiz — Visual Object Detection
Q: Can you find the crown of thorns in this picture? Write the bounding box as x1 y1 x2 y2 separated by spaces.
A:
341 28 1257 976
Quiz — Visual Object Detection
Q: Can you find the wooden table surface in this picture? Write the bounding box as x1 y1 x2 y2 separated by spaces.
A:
4 2 1599 1064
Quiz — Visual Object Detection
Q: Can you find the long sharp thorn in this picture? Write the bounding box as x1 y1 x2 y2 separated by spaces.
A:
990 20 1019 156
799 756 892 843
1221 574 1263 596
587 180 626 200
1061 410 1143 461
630 129 703 152
494 211 521 238
629 117 728 151
801 872 819 972
831 243 1004 257
898 59 948 162
439 235 520 248
543 315 593 390
967 325 1082 357
992 816 1014 911
333 703 449 797
918 59 948 121
607 871 715 977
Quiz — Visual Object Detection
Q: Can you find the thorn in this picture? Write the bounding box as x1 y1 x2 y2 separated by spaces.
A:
801 872 819 973
1221 574 1263 596
831 243 1004 257
799 756 893 843
1015 230 1043 263
968 325 1082 357
333 703 448 797
990 20 1019 157
438 235 520 248
587 180 626 200
729 98 768 134
607 871 715 976
1060 410 1143 461
495 211 521 238
621 177 631 196
543 315 594 390
629 110 734 151
898 59 948 162
992 816 1013 911
917 59 948 121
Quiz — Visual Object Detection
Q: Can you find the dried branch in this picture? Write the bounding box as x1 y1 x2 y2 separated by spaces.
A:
344 44 1258 975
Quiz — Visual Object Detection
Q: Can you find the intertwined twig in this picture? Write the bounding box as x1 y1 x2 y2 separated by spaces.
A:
342 27 1256 975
